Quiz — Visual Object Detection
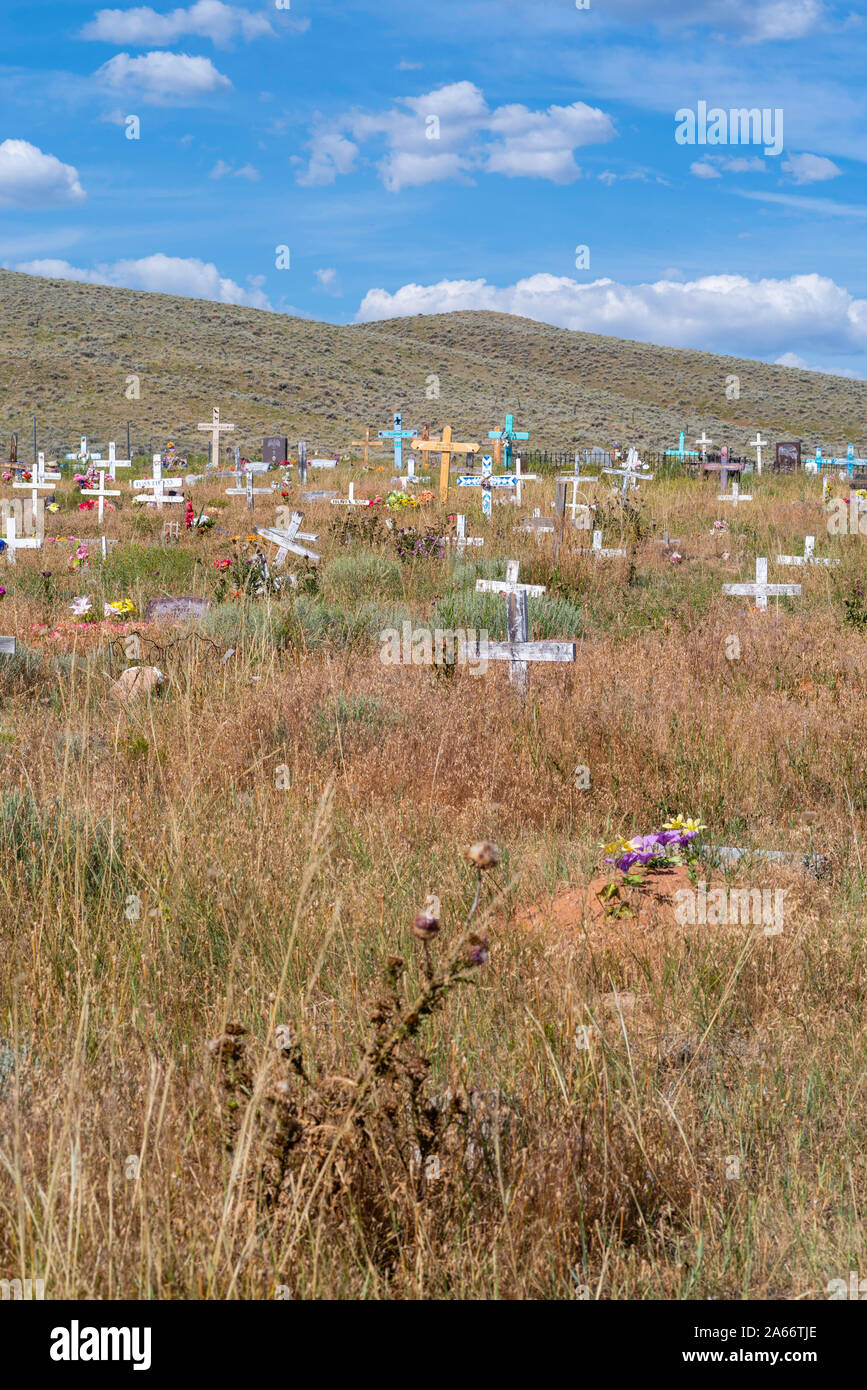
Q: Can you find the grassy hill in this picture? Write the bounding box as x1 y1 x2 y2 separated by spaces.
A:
1 267 864 462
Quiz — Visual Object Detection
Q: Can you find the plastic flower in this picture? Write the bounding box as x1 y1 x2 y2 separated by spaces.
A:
47 502 59 513
70 596 92 617
104 598 137 618
0 587 6 599
662 814 705 834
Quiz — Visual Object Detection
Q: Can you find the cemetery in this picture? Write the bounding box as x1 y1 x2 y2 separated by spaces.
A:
1 295 866 1309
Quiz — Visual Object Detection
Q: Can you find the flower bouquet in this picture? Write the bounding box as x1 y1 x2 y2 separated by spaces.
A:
598 814 705 916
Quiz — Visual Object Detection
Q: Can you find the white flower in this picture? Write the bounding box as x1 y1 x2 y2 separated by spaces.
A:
70 596 91 616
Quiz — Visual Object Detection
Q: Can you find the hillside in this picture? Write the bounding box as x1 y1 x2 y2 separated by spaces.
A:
0 268 864 461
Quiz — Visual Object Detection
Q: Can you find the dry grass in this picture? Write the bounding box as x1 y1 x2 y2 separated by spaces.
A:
0 460 865 1300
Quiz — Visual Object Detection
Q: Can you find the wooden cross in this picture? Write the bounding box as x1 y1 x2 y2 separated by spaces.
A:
351 427 384 467
100 441 131 474
587 529 626 559
225 464 273 512
776 535 840 568
443 514 483 554
521 508 555 537
198 406 235 469
411 425 479 502
255 515 320 565
133 455 184 508
750 431 768 476
3 515 41 564
34 451 61 485
554 475 594 524
330 481 372 507
82 468 120 524
475 558 546 600
78 436 89 461
695 430 714 461
456 454 516 517
663 429 700 461
473 560 574 694
378 412 416 473
717 479 752 506
0 637 15 655
487 412 529 469
14 465 56 518
722 557 801 611
603 449 653 497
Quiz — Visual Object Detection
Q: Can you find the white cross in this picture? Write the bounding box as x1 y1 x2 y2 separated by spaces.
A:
444 514 483 554
34 452 61 485
717 479 752 506
521 508 555 536
133 455 184 508
198 406 235 470
456 455 518 518
225 465 273 512
255 515 320 565
78 436 89 461
3 515 42 564
99 441 131 474
329 480 372 507
475 558 546 599
750 431 768 476
695 431 714 461
13 467 55 519
471 560 575 694
603 448 653 497
776 535 840 568
587 529 626 559
82 468 120 524
722 557 801 611
554 476 594 524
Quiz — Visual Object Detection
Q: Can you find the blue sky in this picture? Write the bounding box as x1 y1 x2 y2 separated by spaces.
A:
2 0 867 376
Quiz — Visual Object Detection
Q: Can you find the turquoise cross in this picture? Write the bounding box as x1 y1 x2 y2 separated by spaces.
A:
488 412 529 470
378 411 416 472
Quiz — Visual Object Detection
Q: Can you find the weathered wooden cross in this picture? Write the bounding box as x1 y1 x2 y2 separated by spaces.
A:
14 464 56 522
443 514 483 554
456 454 516 518
255 515 320 565
722 557 801 611
412 425 479 502
330 481 373 507
776 535 840 568
225 463 273 512
378 412 416 473
350 427 384 467
586 529 626 559
603 449 653 497
473 559 575 694
34 451 61 485
198 406 235 469
717 479 752 506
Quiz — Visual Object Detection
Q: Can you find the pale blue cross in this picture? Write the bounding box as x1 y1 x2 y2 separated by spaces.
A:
488 412 529 470
810 444 867 474
457 454 517 518
378 411 416 472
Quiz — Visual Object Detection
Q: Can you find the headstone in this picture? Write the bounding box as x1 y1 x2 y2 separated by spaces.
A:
263 436 288 467
774 441 801 474
144 595 211 622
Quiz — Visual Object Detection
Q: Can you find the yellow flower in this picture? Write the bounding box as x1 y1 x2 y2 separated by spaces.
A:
663 814 705 833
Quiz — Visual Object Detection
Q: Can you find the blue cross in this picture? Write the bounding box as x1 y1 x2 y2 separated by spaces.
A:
378 411 416 472
810 443 867 474
457 455 517 518
488 412 529 470
663 429 700 461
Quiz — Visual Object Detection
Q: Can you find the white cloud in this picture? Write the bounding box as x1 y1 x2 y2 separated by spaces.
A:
0 140 86 208
81 1 273 46
775 351 860 377
315 267 341 296
397 59 422 71
13 253 270 308
781 152 842 184
355 271 867 364
296 82 615 191
691 154 767 178
606 0 825 42
96 50 231 104
209 158 260 180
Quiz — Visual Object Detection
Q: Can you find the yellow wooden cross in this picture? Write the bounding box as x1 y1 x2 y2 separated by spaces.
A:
350 426 384 468
410 425 479 501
